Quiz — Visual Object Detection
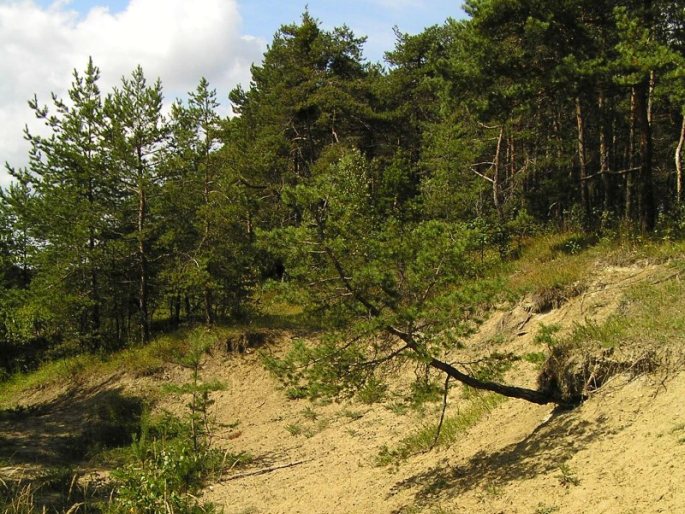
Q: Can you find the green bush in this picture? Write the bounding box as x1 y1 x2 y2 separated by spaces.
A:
110 433 222 513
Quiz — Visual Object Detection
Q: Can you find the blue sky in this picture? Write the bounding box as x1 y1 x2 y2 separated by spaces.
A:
237 1 465 62
1 0 465 180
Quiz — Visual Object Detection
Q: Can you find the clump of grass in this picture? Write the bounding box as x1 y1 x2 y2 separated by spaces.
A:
0 466 107 513
376 394 506 465
557 463 580 486
340 408 364 421
357 377 388 405
286 416 330 438
534 505 560 514
0 480 38 514
505 232 601 299
286 423 303 436
302 406 318 421
522 352 547 367
534 323 561 348
558 274 685 352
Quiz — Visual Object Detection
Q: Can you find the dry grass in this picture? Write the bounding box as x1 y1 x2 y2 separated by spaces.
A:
0 325 235 410
505 232 601 299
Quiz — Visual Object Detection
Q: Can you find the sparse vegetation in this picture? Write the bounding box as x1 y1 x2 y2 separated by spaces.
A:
534 505 560 514
108 336 243 513
557 463 581 487
376 393 506 465
357 377 389 405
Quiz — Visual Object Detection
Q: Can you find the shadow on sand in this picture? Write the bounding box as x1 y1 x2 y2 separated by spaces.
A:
389 408 613 511
0 379 144 467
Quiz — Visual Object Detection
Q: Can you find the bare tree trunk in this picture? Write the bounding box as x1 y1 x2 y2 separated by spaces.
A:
137 180 150 343
599 91 611 216
635 77 656 232
626 89 637 221
576 97 591 223
676 115 685 204
493 127 504 222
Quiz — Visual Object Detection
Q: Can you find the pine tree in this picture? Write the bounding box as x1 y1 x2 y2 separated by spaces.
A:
105 66 167 343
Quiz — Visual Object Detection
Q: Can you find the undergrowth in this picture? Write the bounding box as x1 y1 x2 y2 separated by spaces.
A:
0 332 250 513
0 326 236 410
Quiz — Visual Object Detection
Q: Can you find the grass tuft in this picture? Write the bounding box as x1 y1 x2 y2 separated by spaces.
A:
376 393 506 466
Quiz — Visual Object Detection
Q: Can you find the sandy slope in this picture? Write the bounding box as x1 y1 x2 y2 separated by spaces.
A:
1 261 683 513
195 263 684 514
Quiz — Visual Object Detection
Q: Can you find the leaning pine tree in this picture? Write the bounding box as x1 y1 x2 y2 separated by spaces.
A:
262 149 566 407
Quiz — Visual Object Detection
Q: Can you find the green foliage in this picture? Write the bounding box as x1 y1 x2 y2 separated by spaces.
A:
408 379 444 408
523 352 548 367
111 429 222 513
357 377 388 405
557 463 581 487
103 331 247 513
376 393 506 465
263 336 369 399
534 324 562 348
4 0 685 415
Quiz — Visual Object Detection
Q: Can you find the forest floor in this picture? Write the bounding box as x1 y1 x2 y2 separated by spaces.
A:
1 240 685 513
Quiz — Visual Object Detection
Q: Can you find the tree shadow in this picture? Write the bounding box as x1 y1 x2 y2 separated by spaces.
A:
0 382 144 467
389 408 612 511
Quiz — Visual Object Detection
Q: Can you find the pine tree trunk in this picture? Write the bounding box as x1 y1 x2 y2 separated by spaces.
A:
493 127 504 222
626 89 637 221
136 137 150 344
635 77 656 232
387 327 558 405
202 119 215 325
598 91 611 216
676 115 685 205
185 295 192 320
138 181 150 343
204 289 214 325
428 356 556 405
89 231 101 335
173 294 181 327
576 97 591 223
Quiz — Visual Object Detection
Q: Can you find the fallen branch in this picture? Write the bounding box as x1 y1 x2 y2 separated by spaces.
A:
221 460 310 481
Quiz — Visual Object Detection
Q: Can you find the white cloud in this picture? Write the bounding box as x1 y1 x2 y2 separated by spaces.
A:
0 0 265 184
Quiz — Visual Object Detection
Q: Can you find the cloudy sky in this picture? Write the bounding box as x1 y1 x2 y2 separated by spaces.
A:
0 0 465 184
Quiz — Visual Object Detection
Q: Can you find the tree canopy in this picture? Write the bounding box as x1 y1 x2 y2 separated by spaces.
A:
2 5 684 403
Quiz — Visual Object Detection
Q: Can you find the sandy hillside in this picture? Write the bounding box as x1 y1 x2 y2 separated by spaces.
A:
1 260 684 513
192 261 684 514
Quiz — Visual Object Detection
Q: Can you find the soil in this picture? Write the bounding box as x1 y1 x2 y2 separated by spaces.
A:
1 261 684 513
